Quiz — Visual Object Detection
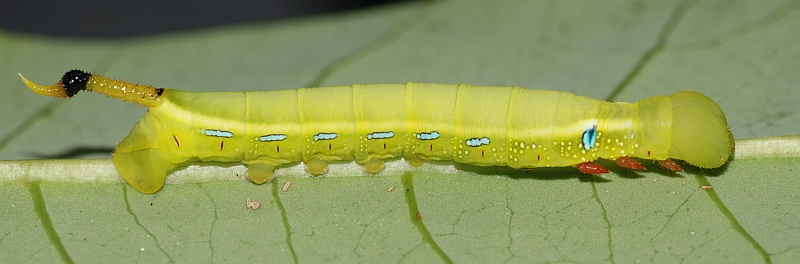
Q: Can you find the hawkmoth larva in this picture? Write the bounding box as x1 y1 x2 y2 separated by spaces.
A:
20 70 734 193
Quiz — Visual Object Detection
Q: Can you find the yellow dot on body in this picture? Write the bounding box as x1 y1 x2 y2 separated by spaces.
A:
464 150 469 155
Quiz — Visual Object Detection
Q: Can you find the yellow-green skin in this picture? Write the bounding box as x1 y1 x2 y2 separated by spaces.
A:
112 83 732 193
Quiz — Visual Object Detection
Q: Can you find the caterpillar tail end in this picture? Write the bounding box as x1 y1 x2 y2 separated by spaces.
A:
113 147 190 194
19 73 70 98
20 69 164 108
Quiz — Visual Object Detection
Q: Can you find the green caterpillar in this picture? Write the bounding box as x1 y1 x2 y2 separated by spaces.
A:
21 70 733 193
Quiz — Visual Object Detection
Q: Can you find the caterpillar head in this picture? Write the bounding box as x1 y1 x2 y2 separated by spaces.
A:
667 91 733 168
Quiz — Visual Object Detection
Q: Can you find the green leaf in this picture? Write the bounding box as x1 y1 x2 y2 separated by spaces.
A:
2 1 800 263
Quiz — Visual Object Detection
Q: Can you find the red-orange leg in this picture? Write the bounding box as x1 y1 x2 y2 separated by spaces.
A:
658 159 683 172
616 157 645 170
577 162 610 174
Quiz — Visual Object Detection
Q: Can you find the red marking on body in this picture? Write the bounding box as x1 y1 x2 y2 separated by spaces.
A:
219 141 225 151
383 143 387 150
172 135 180 148
276 145 280 153
647 150 652 157
481 150 485 157
616 157 645 170
416 212 421 219
658 159 683 172
429 144 433 151
577 162 610 174
537 155 541 161
328 144 332 151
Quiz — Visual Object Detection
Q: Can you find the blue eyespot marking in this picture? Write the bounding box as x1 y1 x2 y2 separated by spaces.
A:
367 131 394 140
415 131 440 140
465 137 490 147
582 125 597 150
202 129 234 138
314 133 338 141
259 134 288 142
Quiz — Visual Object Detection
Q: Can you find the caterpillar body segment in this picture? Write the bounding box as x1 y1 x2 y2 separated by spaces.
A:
21 70 733 193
